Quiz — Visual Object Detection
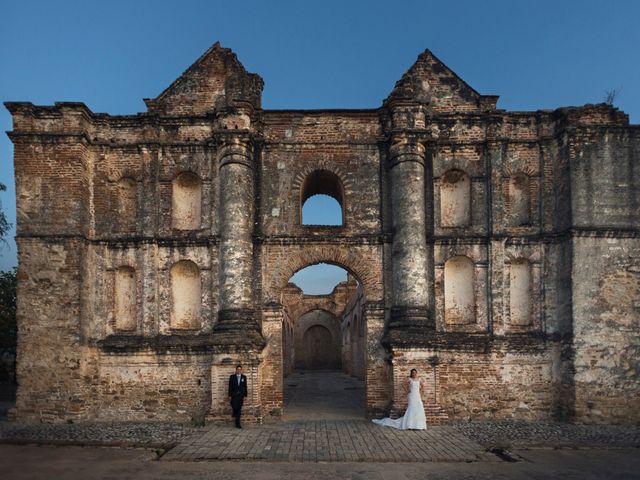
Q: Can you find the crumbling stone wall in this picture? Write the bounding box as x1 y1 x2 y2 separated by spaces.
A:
568 128 640 423
6 43 639 424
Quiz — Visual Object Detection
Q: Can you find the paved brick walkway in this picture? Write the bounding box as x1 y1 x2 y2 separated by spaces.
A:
162 420 494 462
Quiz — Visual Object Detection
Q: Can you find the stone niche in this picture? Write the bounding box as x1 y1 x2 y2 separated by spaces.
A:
115 177 137 233
508 173 531 226
170 260 202 330
114 266 137 331
509 259 532 326
171 172 202 230
440 169 471 227
444 255 475 325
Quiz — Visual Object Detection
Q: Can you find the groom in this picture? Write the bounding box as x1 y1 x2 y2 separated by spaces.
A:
228 365 247 428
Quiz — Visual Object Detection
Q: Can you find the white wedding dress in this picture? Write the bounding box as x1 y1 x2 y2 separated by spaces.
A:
372 379 427 430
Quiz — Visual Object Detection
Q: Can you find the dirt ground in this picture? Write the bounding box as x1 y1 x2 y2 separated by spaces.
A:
1 444 639 480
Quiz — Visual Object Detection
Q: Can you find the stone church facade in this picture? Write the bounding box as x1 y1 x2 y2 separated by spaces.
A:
6 43 639 424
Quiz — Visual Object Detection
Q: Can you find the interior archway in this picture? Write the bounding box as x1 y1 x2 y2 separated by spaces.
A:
301 323 340 369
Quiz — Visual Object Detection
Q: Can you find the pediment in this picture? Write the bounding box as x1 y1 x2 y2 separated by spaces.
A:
386 50 498 113
144 42 263 116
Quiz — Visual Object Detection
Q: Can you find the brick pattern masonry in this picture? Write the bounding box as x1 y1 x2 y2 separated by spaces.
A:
5 42 640 425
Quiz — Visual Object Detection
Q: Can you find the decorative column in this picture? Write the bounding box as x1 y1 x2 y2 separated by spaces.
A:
214 132 263 346
388 135 433 333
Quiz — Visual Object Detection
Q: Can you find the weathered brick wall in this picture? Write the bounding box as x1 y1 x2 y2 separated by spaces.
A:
6 44 639 425
437 351 554 420
259 305 284 419
341 283 366 379
14 238 87 422
569 127 640 228
260 113 381 238
9 110 93 421
94 351 211 422
571 237 640 423
568 127 640 423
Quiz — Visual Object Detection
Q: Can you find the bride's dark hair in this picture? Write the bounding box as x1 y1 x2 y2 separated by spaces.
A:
409 368 418 377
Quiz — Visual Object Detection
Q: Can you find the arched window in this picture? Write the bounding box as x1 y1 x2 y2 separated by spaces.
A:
172 172 202 230
508 173 531 226
510 259 532 326
444 256 475 325
116 177 137 232
440 169 471 227
114 266 136 331
170 260 201 330
301 170 344 225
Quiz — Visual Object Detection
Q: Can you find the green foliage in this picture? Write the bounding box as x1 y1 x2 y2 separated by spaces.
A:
0 181 15 381
0 267 17 382
0 183 10 245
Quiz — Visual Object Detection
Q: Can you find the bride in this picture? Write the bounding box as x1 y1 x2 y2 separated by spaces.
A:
372 368 427 430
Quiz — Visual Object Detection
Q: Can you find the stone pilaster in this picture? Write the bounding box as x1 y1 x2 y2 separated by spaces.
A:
259 303 285 420
364 301 392 418
387 135 432 335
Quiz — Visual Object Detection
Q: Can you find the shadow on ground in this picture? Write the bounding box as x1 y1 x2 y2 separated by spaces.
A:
283 370 364 421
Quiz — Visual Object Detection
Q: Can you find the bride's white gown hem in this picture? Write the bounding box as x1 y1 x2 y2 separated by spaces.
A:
372 378 427 430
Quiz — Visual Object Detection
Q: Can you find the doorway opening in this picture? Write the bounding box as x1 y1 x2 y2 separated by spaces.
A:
281 262 366 420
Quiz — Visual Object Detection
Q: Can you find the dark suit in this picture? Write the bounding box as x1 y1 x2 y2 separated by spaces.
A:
228 373 247 427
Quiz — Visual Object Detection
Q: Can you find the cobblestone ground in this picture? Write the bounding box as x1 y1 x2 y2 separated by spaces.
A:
452 421 640 449
162 420 494 462
2 372 639 462
2 419 639 463
0 421 197 448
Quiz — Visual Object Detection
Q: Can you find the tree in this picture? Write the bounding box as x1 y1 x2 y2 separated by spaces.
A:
0 182 15 381
0 267 17 382
0 183 10 246
604 86 622 106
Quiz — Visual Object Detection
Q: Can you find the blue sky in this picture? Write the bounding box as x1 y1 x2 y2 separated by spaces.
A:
1 0 639 292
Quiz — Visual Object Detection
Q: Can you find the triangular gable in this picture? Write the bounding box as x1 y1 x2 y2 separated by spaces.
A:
144 42 263 116
386 50 498 113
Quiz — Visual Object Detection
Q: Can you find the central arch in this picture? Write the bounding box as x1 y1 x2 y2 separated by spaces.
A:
263 244 383 303
260 242 387 420
279 260 367 420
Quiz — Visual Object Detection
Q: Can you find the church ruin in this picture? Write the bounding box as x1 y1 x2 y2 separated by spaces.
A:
6 43 640 424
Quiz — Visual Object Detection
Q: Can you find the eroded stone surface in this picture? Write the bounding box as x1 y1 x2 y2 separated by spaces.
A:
5 43 639 425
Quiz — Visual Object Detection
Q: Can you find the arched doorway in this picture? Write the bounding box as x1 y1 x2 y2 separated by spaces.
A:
281 263 366 420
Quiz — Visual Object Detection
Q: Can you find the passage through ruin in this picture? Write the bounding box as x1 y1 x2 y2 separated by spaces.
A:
281 264 366 419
